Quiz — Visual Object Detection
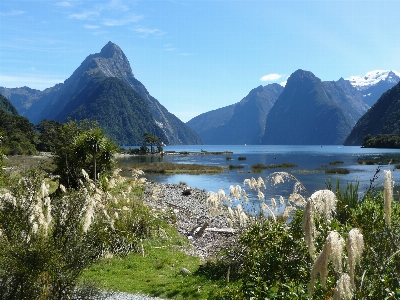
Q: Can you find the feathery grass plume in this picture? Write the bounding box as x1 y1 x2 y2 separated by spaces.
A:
310 189 337 221
383 170 394 227
272 173 284 185
282 205 296 219
241 189 248 203
302 200 315 258
82 196 96 233
243 177 257 190
279 195 285 205
288 193 307 207
59 184 66 193
346 228 364 286
82 169 90 181
333 273 353 300
257 189 265 200
257 177 266 189
309 231 345 296
261 202 276 222
239 211 249 227
270 197 277 209
206 191 220 208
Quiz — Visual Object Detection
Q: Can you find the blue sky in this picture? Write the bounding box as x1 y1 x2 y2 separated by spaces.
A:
1 1 400 122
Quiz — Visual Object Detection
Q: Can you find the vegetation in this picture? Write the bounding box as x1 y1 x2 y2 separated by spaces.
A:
51 119 118 188
0 127 155 299
250 162 298 171
363 133 400 148
325 167 350 174
0 110 37 155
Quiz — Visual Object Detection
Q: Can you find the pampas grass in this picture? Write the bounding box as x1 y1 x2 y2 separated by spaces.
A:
384 170 394 227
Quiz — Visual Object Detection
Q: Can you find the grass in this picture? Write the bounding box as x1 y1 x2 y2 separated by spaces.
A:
81 220 226 299
325 168 350 174
118 162 224 174
329 160 344 165
250 162 298 171
237 156 246 161
228 164 244 170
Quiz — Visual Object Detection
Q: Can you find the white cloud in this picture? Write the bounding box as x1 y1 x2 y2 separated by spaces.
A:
55 2 72 7
259 73 283 82
107 0 129 12
84 24 100 29
103 14 143 26
69 11 99 20
0 10 24 17
133 25 164 36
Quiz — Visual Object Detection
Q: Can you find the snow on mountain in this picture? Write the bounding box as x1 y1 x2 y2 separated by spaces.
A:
346 70 400 90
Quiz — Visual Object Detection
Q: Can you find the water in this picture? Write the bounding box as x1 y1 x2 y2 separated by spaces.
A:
118 145 400 197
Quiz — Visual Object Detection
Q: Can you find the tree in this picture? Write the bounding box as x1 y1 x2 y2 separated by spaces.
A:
143 132 163 154
36 119 62 152
52 120 118 188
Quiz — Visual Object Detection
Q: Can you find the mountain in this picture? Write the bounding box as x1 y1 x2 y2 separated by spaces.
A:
54 77 168 145
261 70 368 145
187 84 284 144
343 81 400 146
0 42 202 145
0 94 18 115
346 70 400 106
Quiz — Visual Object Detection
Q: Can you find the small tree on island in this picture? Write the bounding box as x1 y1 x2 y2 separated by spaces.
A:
143 132 163 154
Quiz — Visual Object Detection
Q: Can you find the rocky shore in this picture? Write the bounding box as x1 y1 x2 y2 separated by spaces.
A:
143 182 238 259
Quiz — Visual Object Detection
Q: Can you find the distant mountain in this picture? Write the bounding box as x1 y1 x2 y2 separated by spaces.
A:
261 70 368 145
0 42 202 145
187 84 284 144
346 70 400 106
343 81 400 146
0 94 18 115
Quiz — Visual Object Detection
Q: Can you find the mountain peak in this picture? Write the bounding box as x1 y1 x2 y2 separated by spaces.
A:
346 70 400 90
99 41 123 59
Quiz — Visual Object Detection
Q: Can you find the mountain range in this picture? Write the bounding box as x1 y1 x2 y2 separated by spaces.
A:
0 42 202 145
187 69 399 145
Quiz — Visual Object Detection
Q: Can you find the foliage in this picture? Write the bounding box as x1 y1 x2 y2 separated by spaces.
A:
0 94 18 116
0 110 37 155
35 119 62 152
363 133 400 148
0 165 153 299
142 132 163 154
52 119 118 188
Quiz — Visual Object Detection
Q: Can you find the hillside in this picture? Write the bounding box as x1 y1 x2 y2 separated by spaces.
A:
54 77 168 145
0 94 18 115
187 84 284 144
261 70 363 145
343 81 400 146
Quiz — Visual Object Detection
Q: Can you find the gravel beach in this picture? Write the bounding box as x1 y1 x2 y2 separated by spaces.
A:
106 181 238 299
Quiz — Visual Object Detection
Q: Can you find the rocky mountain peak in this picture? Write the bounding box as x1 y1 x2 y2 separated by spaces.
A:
91 41 134 78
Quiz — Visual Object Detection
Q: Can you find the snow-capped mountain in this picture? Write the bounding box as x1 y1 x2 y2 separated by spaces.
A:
345 70 400 106
347 70 400 89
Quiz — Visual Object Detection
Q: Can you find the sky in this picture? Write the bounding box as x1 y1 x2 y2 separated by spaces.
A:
1 1 400 122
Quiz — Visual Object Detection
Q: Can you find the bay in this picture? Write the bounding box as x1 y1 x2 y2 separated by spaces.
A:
118 145 400 199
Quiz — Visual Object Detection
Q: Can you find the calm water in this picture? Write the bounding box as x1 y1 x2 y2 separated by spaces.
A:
118 145 400 197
